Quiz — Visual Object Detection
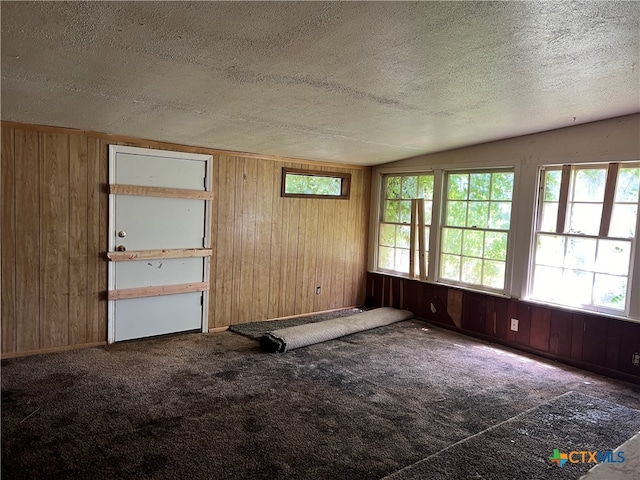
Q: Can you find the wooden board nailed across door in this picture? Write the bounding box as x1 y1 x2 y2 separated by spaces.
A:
108 146 212 343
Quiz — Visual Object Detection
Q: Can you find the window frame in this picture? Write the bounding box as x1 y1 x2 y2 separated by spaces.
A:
527 162 640 316
372 165 518 297
377 172 435 278
281 168 351 199
437 168 516 294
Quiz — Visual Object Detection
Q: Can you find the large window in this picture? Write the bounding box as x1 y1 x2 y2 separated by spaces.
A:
440 171 514 291
378 174 433 275
376 169 515 294
530 163 640 313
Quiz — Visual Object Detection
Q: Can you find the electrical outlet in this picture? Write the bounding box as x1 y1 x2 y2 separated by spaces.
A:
633 352 640 366
315 286 321 295
510 318 519 332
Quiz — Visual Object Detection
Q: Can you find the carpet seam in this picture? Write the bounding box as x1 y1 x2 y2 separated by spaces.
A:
382 390 582 479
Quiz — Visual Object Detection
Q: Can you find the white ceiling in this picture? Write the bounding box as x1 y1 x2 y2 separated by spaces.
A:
2 1 639 166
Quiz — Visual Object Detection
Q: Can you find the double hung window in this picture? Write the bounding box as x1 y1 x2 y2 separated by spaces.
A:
377 169 515 294
378 174 433 275
440 171 514 291
530 163 640 313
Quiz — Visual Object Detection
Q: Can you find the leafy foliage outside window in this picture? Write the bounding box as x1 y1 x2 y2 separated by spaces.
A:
531 164 640 312
282 168 350 199
379 174 433 274
440 171 514 290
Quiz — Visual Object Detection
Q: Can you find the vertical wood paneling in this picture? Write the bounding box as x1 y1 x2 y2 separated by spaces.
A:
302 197 319 314
462 292 485 333
570 314 584 361
207 155 220 328
3 122 372 353
529 306 551 352
617 321 640 376
582 315 608 366
605 318 621 370
253 160 274 321
546 310 573 357
447 289 463 328
14 129 40 351
238 157 257 323
40 132 70 349
86 137 102 341
283 163 301 315
493 297 509 340
1 128 17 354
231 157 245 325
515 302 531 346
314 195 330 312
484 296 495 335
345 169 360 307
329 184 348 310
506 300 518 343
69 135 88 344
295 194 310 315
214 156 236 327
97 139 108 340
268 163 284 319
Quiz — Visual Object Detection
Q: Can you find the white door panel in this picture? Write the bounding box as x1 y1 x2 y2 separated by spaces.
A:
114 258 204 289
114 196 205 250
115 153 206 190
114 293 202 342
108 145 212 343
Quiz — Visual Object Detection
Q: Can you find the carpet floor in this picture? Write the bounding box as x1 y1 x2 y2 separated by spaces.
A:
2 317 639 480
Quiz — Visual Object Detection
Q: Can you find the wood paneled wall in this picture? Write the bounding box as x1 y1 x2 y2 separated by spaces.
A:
1 122 370 357
367 273 640 385
210 157 370 328
1 127 108 355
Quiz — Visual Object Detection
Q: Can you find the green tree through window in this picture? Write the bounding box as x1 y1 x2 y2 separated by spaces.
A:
379 174 433 274
282 168 350 199
440 170 514 290
531 164 640 312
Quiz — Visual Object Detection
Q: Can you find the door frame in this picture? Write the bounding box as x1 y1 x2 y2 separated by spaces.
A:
107 145 213 343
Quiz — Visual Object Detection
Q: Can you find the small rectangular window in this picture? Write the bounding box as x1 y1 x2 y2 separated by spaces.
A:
281 168 350 199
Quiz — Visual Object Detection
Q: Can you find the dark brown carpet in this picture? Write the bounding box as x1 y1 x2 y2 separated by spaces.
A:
2 318 639 479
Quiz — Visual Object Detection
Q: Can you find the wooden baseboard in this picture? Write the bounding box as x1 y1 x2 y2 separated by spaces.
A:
208 326 229 333
1 342 108 360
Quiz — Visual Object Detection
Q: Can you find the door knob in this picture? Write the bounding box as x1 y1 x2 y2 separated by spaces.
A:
116 245 127 252
118 230 126 238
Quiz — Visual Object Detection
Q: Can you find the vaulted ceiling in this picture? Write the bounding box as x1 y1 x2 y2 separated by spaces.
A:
2 1 639 165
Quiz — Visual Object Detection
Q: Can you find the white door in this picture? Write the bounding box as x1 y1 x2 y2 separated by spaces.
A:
107 146 212 343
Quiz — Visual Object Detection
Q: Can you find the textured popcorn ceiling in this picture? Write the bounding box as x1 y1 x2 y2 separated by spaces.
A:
1 1 639 165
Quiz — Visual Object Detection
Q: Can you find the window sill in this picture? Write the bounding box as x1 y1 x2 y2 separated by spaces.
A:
523 297 639 323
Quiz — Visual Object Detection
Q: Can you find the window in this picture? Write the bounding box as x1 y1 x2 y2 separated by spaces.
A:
440 170 514 291
281 168 350 199
530 163 640 313
378 174 433 275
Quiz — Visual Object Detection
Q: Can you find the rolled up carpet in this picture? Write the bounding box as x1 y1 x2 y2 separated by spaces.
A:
260 307 413 352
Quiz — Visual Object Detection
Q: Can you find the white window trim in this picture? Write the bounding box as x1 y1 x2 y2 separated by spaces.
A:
525 162 640 319
371 162 520 298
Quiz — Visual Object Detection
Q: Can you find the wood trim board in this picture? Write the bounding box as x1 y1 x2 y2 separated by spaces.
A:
109 184 213 200
108 282 209 300
107 248 212 261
